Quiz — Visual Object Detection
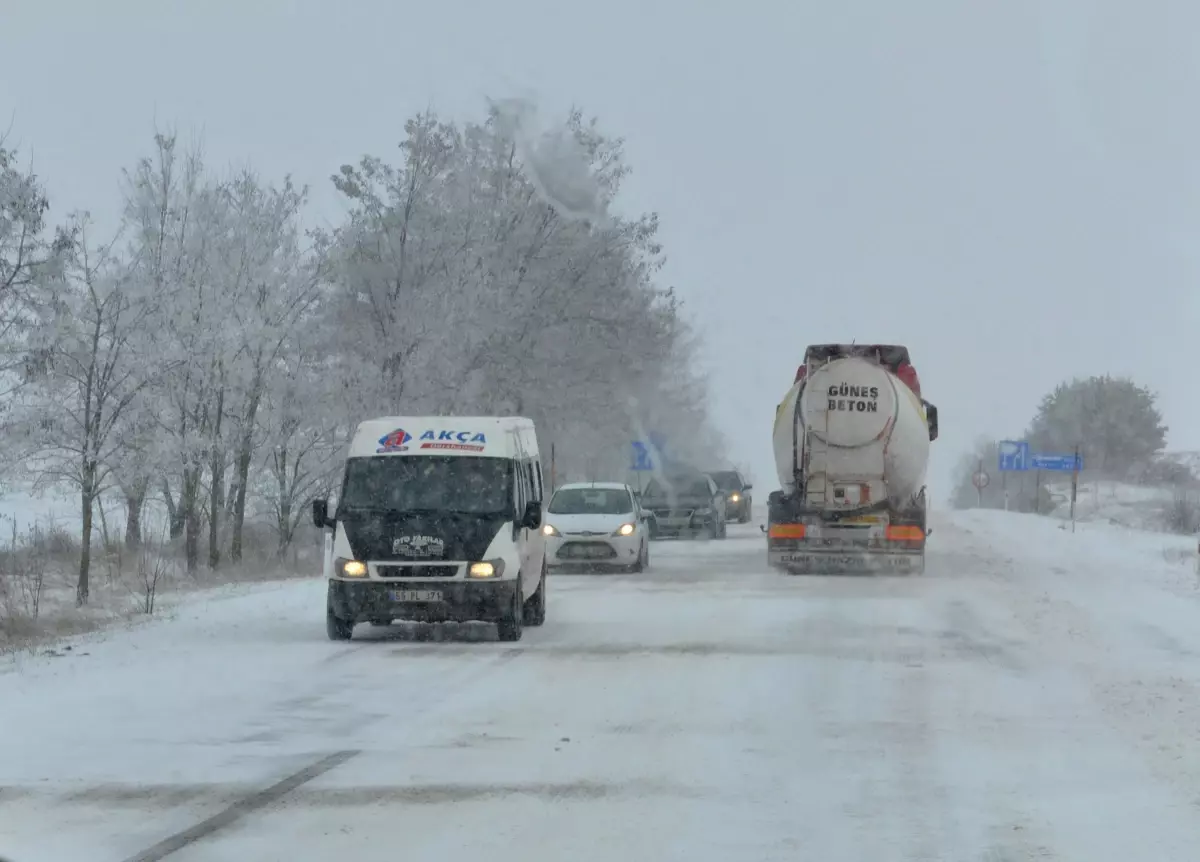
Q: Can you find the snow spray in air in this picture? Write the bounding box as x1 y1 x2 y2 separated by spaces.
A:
487 95 612 228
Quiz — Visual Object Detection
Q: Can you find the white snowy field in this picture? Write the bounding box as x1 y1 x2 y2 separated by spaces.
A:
5 514 1200 860
1039 477 1195 533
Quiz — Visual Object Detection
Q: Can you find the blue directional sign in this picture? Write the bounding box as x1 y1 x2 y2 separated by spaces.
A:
631 441 654 472
1031 453 1083 472
997 440 1030 472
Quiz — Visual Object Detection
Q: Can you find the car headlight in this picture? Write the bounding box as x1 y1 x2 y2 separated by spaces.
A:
542 524 561 537
730 493 741 502
612 522 636 537
336 557 368 578
468 558 506 579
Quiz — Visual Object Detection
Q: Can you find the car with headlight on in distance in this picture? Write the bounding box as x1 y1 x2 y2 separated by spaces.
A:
542 482 651 572
710 469 753 523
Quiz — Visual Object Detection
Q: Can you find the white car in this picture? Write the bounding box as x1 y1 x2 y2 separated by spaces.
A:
542 482 651 572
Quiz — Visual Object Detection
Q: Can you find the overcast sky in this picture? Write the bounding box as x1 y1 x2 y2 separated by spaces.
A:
3 0 1198 499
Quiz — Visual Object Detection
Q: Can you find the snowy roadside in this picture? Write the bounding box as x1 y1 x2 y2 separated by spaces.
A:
952 508 1200 594
945 508 1200 822
0 470 334 655
0 485 325 657
0 555 324 667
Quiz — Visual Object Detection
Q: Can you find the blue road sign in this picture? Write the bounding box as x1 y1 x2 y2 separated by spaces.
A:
997 440 1030 472
631 441 654 472
1031 453 1083 472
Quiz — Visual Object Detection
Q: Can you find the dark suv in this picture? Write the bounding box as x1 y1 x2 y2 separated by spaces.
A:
710 470 753 523
640 472 728 540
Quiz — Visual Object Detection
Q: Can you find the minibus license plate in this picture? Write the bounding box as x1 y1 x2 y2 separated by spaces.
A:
390 589 441 603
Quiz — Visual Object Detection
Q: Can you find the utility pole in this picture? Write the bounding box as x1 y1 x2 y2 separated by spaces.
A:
1070 443 1080 533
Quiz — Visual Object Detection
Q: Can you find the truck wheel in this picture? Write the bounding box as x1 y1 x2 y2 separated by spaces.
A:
326 607 354 641
497 587 524 642
522 567 547 626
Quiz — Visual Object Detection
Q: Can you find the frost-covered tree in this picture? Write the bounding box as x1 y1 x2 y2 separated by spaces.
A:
202 170 326 565
256 341 343 557
324 106 724 481
119 133 223 573
7 215 166 604
1025 375 1166 478
0 106 728 578
0 144 70 409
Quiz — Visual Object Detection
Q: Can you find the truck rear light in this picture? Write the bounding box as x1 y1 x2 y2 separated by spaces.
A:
885 525 924 542
769 524 806 539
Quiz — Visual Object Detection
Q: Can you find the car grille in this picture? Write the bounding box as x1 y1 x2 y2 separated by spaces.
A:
376 565 459 578
651 508 693 519
558 542 617 560
565 529 610 537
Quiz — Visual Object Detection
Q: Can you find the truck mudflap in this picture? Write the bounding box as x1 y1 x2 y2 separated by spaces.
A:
766 521 926 575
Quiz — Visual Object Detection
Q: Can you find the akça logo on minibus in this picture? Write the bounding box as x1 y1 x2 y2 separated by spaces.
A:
377 428 412 453
418 429 488 452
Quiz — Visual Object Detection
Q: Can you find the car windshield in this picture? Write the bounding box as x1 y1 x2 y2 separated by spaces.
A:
548 487 633 515
340 456 512 515
644 476 710 498
710 471 741 490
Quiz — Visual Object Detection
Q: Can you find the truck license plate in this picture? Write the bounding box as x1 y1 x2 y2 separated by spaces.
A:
390 589 441 603
782 555 860 566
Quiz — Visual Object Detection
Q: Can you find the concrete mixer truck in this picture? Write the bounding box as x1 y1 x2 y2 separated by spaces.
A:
766 343 939 575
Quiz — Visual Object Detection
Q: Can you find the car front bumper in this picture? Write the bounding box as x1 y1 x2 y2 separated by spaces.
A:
546 533 642 567
327 578 518 624
650 511 718 536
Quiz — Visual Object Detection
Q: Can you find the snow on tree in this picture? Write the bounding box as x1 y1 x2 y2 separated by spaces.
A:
325 105 723 482
0 104 728 579
1025 374 1167 479
119 134 227 574
0 144 70 417
200 170 326 566
6 214 167 604
255 339 343 557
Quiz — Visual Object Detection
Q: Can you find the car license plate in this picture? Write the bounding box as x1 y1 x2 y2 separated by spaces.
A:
568 544 608 558
390 589 441 603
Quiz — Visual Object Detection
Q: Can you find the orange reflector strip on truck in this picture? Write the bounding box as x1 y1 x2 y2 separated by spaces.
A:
885 525 924 541
768 524 806 539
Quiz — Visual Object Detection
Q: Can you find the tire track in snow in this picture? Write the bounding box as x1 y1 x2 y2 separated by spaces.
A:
92 646 528 861
120 749 360 862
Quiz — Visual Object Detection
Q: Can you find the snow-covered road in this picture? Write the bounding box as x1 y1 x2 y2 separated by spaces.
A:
6 513 1200 861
